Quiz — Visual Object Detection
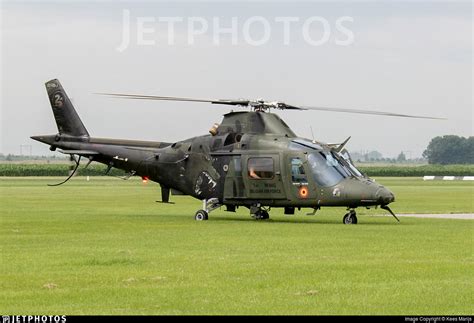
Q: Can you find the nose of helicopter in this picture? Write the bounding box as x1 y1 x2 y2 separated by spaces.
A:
375 186 395 205
340 178 395 206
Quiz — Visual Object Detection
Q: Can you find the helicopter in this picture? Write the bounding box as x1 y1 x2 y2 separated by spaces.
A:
31 79 443 224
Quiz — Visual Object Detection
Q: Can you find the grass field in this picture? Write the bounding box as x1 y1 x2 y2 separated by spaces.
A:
0 177 473 315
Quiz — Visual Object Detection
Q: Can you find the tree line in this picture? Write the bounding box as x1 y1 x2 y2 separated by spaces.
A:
423 135 473 165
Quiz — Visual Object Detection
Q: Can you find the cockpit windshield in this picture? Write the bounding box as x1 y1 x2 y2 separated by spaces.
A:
338 150 364 177
307 151 351 187
289 139 365 185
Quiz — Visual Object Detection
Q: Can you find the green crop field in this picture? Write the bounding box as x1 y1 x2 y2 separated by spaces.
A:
1 177 473 315
1 162 473 177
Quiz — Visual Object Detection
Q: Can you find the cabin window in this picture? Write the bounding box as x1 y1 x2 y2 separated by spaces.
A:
248 157 274 179
290 158 307 183
233 156 242 176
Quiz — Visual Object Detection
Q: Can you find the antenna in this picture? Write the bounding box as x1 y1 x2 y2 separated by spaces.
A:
310 126 316 144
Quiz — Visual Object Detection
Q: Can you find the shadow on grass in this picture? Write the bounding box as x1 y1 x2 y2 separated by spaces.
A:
115 212 406 226
207 215 403 226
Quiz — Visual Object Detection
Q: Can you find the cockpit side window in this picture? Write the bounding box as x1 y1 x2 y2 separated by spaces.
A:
290 158 307 184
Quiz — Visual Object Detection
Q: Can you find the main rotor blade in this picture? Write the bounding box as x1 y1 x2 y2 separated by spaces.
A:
96 92 446 119
299 105 446 120
96 93 250 107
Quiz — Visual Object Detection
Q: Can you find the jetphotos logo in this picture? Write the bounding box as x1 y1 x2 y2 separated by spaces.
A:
1 316 66 323
117 9 355 51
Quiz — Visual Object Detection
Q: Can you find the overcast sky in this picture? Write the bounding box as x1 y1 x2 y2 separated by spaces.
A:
1 0 472 158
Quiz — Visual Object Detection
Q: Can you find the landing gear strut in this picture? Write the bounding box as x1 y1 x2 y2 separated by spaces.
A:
343 209 357 224
195 198 220 221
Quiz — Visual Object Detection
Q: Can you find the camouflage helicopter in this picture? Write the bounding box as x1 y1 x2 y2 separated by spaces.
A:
31 79 442 224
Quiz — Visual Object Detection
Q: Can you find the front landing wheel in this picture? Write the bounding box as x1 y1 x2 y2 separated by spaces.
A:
343 212 357 224
195 210 209 221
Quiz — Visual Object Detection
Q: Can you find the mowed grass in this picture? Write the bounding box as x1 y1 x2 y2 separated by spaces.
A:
370 177 473 214
0 177 472 315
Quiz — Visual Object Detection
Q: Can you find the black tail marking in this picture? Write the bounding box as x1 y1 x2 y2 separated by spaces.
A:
45 79 89 137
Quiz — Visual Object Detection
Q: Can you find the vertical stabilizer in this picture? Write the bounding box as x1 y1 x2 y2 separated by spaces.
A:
45 79 89 137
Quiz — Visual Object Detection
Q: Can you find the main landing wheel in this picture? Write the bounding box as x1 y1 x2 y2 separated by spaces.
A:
343 211 357 224
195 210 209 221
255 210 270 220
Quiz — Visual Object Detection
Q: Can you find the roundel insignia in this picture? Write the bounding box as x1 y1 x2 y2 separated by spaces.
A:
299 186 309 198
